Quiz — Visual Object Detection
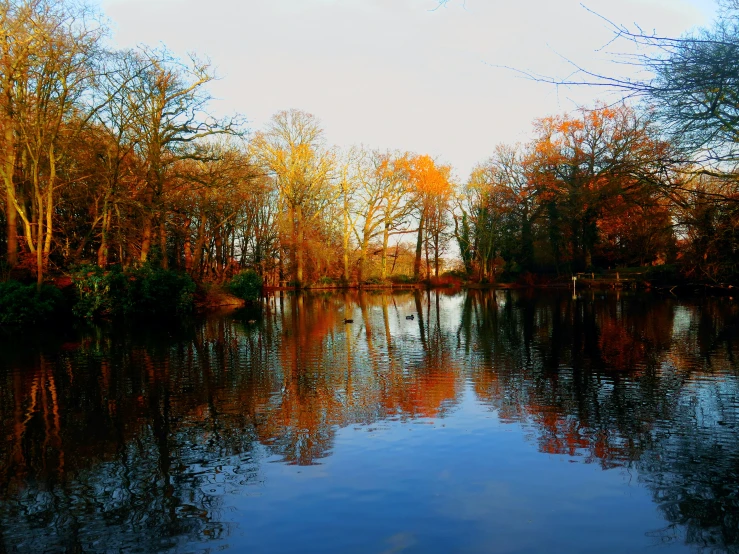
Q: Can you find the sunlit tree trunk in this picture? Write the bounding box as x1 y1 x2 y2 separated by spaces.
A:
414 208 425 280
295 204 304 286
2 126 17 266
380 221 390 280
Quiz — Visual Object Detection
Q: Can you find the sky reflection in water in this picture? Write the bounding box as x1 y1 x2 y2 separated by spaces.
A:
0 289 737 553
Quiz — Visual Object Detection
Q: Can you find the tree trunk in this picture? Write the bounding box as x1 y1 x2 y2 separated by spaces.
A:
381 223 390 280
140 215 153 263
414 208 425 280
32 162 43 291
3 126 17 267
159 216 168 269
424 232 430 280
434 233 440 277
97 204 111 267
295 204 304 287
43 144 55 263
214 229 223 278
343 187 350 283
139 187 155 263
357 233 369 284
36 194 43 291
183 217 192 273
192 216 207 278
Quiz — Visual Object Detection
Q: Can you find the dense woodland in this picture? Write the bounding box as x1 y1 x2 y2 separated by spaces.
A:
1 0 738 295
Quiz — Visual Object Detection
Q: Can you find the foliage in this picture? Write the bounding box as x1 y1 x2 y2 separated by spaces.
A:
0 281 64 326
442 269 468 280
645 265 680 284
71 264 195 319
3 0 739 292
126 265 196 317
228 270 263 301
389 274 417 284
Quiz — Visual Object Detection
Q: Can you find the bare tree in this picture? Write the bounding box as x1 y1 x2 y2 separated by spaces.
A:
251 110 337 287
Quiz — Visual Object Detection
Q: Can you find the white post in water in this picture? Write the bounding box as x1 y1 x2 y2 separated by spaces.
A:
572 275 577 298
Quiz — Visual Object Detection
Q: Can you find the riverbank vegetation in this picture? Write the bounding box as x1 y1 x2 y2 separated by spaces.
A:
1 0 738 324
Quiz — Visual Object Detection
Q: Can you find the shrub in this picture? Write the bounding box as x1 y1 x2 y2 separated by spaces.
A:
442 269 468 280
71 264 195 319
0 281 64 326
127 265 196 317
228 270 263 301
646 264 680 284
70 264 114 319
389 274 416 284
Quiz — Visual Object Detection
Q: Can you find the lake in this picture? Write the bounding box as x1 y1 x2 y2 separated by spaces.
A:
1 289 737 553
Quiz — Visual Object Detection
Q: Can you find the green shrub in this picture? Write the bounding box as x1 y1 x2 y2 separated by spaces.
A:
228 270 263 301
389 274 416 284
442 269 468 279
0 281 64 326
71 264 195 319
70 264 114 319
126 265 195 317
645 264 680 284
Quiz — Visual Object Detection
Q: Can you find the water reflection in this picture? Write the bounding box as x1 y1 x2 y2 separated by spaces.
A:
0 290 737 553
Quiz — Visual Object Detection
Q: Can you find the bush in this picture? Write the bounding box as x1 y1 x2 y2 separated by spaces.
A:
0 281 64 326
228 270 263 301
71 264 195 319
127 265 196 317
70 264 115 319
389 274 416 284
442 269 468 280
645 264 680 284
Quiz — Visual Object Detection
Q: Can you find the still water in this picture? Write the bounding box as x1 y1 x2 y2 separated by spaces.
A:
0 289 738 553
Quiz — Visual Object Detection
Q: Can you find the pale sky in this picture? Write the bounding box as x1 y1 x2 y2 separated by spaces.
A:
95 0 717 180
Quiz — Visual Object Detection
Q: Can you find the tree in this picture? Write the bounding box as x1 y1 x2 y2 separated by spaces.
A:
123 47 241 267
408 155 452 279
528 105 671 270
251 109 337 287
376 152 415 280
0 0 104 287
519 2 739 189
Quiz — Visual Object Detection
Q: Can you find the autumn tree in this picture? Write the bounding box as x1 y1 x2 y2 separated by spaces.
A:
524 2 739 279
0 0 104 287
458 163 513 280
121 47 240 267
528 104 671 271
251 110 337 287
466 145 542 275
408 155 452 279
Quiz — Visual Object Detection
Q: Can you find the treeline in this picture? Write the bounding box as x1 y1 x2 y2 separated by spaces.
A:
1 0 738 297
458 105 677 279
456 1 739 284
0 0 456 292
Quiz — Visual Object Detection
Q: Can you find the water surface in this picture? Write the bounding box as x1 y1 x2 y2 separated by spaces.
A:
1 289 738 553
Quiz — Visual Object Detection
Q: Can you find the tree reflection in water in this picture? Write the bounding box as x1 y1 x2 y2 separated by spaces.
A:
0 290 737 552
